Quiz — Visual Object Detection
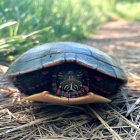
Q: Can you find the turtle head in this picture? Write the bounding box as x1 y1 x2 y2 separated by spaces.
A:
57 69 83 92
51 66 89 98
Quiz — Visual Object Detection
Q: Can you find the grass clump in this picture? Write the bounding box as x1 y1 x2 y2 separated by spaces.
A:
0 0 102 64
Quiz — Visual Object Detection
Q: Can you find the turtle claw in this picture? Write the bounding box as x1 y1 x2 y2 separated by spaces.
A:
24 91 111 105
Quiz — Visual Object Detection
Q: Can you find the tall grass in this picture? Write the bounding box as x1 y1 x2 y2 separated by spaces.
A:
0 0 103 64
0 0 140 64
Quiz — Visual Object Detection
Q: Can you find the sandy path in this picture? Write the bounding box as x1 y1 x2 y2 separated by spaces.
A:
84 21 140 97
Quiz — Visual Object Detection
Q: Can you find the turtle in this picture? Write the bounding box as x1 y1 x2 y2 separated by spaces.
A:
5 42 127 105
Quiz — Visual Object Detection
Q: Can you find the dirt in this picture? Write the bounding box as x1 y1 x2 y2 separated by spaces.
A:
0 21 140 140
84 21 140 97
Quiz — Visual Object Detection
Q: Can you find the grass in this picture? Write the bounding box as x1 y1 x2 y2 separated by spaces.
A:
0 0 103 64
0 0 140 64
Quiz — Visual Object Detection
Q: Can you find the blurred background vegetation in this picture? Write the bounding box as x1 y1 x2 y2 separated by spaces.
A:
0 0 140 65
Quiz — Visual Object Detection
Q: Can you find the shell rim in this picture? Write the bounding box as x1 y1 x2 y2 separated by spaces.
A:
6 60 127 82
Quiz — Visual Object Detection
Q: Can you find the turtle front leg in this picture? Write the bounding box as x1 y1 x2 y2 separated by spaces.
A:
24 91 111 105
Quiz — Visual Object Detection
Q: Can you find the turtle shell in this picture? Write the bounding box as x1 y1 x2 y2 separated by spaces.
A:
6 42 127 97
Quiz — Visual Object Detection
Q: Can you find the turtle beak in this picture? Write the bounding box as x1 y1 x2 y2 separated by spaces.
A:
24 91 111 105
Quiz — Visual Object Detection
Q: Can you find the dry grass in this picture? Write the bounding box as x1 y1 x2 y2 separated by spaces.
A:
0 73 139 140
0 21 140 140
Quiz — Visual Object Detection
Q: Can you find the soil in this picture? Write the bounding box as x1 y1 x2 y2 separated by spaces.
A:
0 21 140 140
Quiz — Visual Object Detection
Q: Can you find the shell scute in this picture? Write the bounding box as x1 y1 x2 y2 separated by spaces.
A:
97 61 116 78
65 53 76 62
42 53 65 67
76 54 98 70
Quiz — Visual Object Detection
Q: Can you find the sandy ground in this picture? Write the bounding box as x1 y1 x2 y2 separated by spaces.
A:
0 21 140 140
84 21 140 97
